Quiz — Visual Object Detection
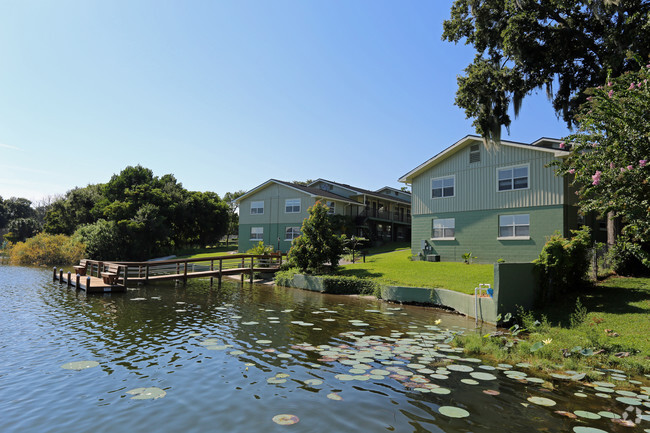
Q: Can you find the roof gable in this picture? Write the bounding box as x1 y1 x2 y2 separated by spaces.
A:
398 135 568 184
235 179 363 206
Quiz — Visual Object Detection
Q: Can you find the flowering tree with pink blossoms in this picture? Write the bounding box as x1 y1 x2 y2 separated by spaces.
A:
557 62 650 271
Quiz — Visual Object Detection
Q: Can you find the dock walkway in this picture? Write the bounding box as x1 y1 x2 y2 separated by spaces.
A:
54 253 284 293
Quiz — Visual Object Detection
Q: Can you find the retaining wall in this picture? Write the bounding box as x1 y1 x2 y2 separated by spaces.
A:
282 262 539 324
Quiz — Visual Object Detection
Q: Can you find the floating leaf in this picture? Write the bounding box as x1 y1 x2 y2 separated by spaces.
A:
483 389 500 396
579 348 594 356
470 372 497 381
530 342 544 352
572 427 608 433
574 411 601 419
438 406 470 418
272 414 299 425
126 387 166 400
527 396 556 406
554 410 578 419
504 313 512 322
61 361 100 371
327 392 343 401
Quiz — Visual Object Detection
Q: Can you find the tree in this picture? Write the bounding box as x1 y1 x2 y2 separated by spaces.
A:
4 218 41 243
223 190 246 246
556 65 650 271
288 201 344 273
442 0 650 142
0 196 7 229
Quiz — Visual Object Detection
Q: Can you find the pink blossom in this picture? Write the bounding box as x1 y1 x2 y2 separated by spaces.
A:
586 96 592 101
568 168 576 174
610 162 615 169
627 165 633 170
629 82 636 90
592 170 602 186
640 160 647 167
607 81 613 86
591 142 598 148
620 167 625 173
608 89 614 98
559 142 565 149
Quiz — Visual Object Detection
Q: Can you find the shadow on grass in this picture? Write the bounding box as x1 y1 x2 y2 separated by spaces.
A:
338 269 384 279
539 278 649 326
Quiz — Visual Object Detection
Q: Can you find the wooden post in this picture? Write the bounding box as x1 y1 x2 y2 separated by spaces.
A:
145 264 149 282
176 262 180 275
123 265 128 288
53 267 57 281
59 269 63 283
86 276 91 290
250 256 254 283
76 273 80 288
67 271 72 286
183 260 188 282
210 259 214 285
138 265 143 278
218 258 223 283
98 262 104 278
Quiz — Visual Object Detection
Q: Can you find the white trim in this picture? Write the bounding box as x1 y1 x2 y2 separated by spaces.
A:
284 226 301 241
432 217 455 240
250 226 264 241
431 175 455 199
497 236 531 241
496 163 530 192
285 198 301 213
250 200 264 215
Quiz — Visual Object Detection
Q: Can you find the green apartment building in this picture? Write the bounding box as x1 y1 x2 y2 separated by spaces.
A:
236 179 411 253
399 135 604 263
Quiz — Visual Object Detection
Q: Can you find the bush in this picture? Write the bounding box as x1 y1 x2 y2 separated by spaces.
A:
321 275 379 296
73 219 124 261
534 226 591 301
274 268 299 287
7 233 85 266
246 241 274 255
607 240 650 276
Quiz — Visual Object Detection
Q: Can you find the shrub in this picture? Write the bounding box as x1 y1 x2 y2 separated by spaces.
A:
321 275 379 296
274 268 299 287
246 241 274 255
606 239 650 276
7 233 85 266
534 226 591 301
73 219 123 261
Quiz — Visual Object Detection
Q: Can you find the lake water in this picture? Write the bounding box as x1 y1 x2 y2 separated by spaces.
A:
1 265 649 433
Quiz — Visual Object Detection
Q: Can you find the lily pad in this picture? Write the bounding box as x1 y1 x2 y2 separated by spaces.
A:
438 406 470 418
126 387 166 400
272 414 299 425
572 427 608 433
470 372 497 381
574 410 601 419
61 361 100 371
527 396 556 406
327 392 343 400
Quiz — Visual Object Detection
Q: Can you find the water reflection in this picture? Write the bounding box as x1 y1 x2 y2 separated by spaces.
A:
0 265 648 433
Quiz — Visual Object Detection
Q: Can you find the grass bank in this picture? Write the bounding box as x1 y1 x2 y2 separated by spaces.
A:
339 249 493 295
455 276 650 375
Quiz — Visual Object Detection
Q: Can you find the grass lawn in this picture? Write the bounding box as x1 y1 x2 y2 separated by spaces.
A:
339 249 493 294
176 245 238 259
457 276 650 375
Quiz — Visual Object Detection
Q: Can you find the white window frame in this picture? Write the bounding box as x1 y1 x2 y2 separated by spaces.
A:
285 198 301 213
497 164 529 192
498 214 530 240
250 201 264 215
431 175 455 199
326 201 336 215
432 218 455 240
250 227 264 241
284 227 301 241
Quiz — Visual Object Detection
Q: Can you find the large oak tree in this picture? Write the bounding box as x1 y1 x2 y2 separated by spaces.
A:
442 0 650 142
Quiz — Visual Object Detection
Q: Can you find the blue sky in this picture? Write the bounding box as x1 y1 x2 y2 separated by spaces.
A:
0 1 571 203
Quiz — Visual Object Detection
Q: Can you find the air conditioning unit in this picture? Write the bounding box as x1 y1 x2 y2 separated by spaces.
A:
426 254 440 262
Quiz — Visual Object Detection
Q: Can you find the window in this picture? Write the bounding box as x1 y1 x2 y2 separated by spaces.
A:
285 227 301 240
469 143 481 163
499 214 530 239
250 227 263 241
498 165 529 191
432 218 455 239
250 201 264 215
326 201 336 214
285 198 301 213
431 176 455 198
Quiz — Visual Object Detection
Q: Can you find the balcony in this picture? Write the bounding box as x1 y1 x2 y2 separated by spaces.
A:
358 209 411 224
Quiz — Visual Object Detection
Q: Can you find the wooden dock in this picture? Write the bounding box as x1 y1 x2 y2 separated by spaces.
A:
54 253 284 293
53 268 126 293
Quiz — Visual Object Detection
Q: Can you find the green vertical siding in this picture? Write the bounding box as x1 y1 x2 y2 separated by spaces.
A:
411 205 566 263
411 140 567 215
